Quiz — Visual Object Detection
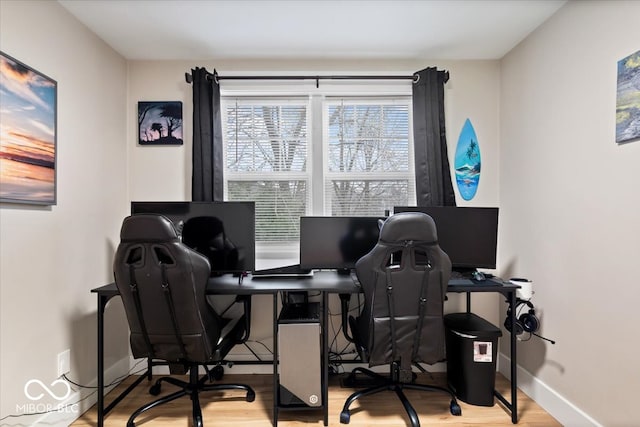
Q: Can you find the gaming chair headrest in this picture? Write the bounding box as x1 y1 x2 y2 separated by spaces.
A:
379 212 438 244
120 214 179 243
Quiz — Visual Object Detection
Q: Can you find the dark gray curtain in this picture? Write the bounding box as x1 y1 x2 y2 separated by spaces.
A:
191 67 223 201
412 67 456 206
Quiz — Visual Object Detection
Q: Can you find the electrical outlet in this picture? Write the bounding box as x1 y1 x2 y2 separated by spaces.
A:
57 349 70 377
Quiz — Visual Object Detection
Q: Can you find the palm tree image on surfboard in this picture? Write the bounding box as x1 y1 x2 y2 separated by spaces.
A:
454 119 481 201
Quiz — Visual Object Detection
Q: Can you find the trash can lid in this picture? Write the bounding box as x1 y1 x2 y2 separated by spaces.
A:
444 313 502 337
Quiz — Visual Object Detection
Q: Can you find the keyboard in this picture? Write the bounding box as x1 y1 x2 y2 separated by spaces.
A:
252 264 313 279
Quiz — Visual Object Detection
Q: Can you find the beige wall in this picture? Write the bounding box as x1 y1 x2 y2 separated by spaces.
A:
0 0 129 423
500 1 640 425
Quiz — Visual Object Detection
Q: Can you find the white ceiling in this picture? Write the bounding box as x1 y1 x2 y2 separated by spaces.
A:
58 0 566 61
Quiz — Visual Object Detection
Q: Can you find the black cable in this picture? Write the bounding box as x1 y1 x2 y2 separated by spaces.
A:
328 303 361 356
246 339 273 356
62 359 148 389
327 306 343 353
327 298 364 376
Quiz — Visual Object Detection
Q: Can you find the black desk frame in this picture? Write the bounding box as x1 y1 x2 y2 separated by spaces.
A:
447 280 519 424
92 274 519 426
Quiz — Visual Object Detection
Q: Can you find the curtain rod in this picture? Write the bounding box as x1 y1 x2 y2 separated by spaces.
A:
184 71 449 87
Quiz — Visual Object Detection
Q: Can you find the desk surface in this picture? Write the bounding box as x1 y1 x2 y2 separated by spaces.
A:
92 271 517 296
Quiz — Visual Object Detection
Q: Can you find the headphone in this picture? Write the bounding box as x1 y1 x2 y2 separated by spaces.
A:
504 299 539 335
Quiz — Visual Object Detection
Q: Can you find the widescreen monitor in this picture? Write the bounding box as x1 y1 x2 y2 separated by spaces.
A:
130 201 255 274
393 206 499 270
299 216 385 271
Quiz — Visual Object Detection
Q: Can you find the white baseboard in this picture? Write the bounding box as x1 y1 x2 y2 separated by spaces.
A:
498 353 602 427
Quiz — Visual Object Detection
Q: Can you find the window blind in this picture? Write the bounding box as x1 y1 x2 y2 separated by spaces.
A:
324 98 414 217
222 98 310 244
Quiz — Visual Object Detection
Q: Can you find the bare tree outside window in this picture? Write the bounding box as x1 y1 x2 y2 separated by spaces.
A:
326 102 412 216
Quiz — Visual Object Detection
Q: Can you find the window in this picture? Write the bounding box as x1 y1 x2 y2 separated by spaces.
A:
222 91 414 257
223 98 310 247
324 98 414 216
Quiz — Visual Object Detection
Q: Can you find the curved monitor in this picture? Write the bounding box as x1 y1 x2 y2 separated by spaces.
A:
393 206 498 270
299 216 385 271
130 201 255 274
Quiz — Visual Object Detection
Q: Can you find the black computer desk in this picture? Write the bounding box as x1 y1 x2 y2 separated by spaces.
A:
92 272 519 426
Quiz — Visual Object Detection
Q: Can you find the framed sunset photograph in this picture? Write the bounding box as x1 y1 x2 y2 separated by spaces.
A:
0 52 57 205
616 50 640 144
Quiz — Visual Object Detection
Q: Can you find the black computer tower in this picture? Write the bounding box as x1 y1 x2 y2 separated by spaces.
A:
277 302 322 407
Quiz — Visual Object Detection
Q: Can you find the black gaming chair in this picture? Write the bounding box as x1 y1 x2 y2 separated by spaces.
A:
113 214 255 427
340 212 461 426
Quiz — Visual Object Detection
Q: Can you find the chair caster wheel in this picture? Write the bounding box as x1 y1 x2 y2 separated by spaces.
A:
149 382 161 396
340 410 351 424
246 390 256 402
450 400 462 416
211 365 224 381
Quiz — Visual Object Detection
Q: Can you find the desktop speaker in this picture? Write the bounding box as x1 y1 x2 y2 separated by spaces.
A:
278 304 322 407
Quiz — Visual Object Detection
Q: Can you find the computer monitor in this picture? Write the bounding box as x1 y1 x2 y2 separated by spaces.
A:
130 201 255 274
393 206 498 271
299 216 385 271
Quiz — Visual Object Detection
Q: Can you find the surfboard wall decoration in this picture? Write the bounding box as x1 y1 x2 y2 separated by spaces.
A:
454 119 481 201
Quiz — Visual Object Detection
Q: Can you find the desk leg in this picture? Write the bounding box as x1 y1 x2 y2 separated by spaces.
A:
466 288 518 423
272 293 279 427
322 292 329 426
97 293 109 427
508 290 518 424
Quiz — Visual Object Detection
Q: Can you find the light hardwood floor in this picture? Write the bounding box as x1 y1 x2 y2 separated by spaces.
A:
72 372 561 427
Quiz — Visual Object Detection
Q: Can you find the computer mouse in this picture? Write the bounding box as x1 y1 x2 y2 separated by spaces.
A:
471 271 486 281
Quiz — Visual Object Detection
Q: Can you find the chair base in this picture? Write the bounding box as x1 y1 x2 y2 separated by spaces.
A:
339 365 461 427
127 364 255 427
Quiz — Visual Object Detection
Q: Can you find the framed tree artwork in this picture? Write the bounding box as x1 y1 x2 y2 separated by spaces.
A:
0 51 57 206
138 101 183 145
